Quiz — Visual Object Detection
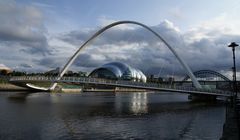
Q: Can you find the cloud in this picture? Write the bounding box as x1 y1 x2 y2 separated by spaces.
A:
19 63 33 68
0 0 50 55
35 57 65 69
59 20 181 48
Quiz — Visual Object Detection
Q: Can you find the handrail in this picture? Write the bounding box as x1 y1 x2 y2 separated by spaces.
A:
9 76 233 96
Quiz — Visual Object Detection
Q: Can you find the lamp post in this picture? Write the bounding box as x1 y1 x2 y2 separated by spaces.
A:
228 42 239 101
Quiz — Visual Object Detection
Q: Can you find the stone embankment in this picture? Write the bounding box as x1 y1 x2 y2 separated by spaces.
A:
221 98 240 140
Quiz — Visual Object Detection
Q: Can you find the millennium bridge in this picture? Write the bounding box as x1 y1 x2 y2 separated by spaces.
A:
9 76 232 98
8 21 235 100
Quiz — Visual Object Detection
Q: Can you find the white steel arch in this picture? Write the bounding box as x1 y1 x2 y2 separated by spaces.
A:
50 21 202 90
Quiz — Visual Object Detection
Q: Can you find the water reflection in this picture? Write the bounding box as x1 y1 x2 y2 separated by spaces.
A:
0 91 226 139
7 92 33 102
114 92 148 115
131 92 148 114
49 93 62 104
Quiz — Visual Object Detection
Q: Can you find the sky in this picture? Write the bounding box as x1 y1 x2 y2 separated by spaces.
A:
1 0 240 79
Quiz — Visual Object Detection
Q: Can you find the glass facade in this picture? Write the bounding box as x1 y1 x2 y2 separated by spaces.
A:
89 62 147 82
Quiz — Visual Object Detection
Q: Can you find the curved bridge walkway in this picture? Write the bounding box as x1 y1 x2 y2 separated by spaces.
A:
9 76 232 97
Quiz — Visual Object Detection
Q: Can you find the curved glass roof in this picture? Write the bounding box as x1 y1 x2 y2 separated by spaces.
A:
89 62 147 82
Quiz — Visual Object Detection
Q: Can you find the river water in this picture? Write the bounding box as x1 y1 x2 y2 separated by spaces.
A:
0 91 225 140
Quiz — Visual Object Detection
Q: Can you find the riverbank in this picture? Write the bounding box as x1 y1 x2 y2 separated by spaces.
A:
0 83 27 91
221 99 240 140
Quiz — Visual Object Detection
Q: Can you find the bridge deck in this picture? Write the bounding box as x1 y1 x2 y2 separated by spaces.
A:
9 76 233 97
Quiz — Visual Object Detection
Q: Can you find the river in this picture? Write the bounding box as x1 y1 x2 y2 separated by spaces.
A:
0 91 225 140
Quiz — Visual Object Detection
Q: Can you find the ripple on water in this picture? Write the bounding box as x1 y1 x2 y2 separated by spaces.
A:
0 92 225 140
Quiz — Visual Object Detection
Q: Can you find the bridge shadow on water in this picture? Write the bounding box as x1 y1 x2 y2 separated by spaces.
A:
6 92 35 102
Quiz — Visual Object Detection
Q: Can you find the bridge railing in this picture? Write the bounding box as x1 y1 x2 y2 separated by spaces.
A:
9 76 233 95
59 76 233 95
10 76 58 81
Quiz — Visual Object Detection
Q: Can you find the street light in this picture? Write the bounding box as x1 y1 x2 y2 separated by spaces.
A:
228 42 239 100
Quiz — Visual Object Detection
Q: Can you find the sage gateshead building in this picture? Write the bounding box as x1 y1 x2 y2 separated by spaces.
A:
89 62 147 83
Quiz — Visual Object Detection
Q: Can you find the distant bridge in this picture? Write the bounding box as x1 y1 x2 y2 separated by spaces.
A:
179 70 232 90
9 76 232 97
182 70 231 82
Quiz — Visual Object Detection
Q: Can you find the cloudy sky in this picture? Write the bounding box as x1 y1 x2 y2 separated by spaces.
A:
1 0 240 79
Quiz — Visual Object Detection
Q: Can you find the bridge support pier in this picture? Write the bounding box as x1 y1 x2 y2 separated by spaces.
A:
188 95 217 101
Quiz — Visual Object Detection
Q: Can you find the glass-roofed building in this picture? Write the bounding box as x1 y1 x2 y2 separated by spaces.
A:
89 62 147 82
